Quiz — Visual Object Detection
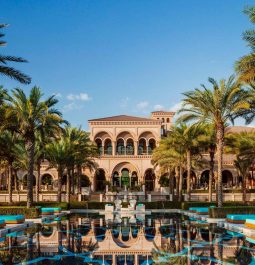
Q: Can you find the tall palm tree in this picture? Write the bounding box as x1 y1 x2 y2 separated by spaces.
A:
0 24 31 84
199 124 217 202
46 138 70 203
225 131 255 202
178 76 251 207
235 6 255 83
171 123 205 201
4 87 65 207
0 130 22 203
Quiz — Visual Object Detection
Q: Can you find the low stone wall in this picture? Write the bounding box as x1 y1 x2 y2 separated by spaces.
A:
190 193 254 202
0 193 66 202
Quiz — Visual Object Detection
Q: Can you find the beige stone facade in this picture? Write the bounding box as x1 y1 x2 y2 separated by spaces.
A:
88 112 175 192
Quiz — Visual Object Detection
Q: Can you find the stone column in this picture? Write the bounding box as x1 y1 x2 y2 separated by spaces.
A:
134 141 138 156
112 141 116 156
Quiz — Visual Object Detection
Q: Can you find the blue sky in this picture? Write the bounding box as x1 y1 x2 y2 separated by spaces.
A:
1 0 254 129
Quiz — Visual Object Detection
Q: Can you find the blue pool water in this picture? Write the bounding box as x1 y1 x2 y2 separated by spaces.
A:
0 213 254 264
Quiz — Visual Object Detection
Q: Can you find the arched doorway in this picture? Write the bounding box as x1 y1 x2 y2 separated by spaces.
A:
41 174 53 185
200 170 210 189
144 169 155 191
112 171 120 187
95 169 106 191
183 171 196 190
222 170 233 188
131 171 138 188
104 139 112 155
121 168 130 187
80 175 91 187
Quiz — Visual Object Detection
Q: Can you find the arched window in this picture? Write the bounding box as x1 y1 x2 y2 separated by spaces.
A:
117 139 125 155
166 118 170 123
138 139 147 155
126 139 134 155
104 139 112 155
95 138 103 155
148 139 156 154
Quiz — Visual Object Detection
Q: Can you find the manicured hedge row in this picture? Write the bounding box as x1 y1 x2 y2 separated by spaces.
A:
0 206 40 218
209 206 255 218
181 201 248 210
0 201 69 210
69 201 109 209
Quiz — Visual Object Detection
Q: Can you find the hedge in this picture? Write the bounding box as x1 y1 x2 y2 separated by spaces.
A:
181 201 249 210
209 206 255 218
0 201 69 210
69 201 109 209
0 206 40 218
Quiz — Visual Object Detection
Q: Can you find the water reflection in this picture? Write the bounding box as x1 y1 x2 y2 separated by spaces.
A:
0 215 254 264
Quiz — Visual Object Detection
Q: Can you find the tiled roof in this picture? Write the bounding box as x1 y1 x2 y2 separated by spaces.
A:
88 115 158 122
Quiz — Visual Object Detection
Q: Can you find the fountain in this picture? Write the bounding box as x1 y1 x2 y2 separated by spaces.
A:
100 198 150 221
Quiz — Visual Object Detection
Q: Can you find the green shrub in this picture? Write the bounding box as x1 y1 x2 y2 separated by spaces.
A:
182 202 217 210
69 201 109 209
209 206 255 218
0 206 40 218
143 201 182 209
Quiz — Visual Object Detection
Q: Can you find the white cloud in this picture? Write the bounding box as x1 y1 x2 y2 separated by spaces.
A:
170 102 183 112
67 93 91 101
136 101 149 110
63 102 83 113
153 104 164 111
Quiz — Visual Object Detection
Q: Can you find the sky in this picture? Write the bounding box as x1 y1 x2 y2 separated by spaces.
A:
0 0 254 129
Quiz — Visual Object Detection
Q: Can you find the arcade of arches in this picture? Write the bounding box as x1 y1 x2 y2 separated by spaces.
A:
94 131 157 156
94 167 156 192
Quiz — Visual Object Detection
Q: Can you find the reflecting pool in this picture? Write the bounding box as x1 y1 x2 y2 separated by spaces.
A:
0 214 255 264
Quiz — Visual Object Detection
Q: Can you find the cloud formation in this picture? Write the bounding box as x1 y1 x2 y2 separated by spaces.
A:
153 104 164 111
67 93 91 101
136 101 149 110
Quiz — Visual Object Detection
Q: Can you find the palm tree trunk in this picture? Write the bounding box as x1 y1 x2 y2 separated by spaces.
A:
27 137 35 208
179 166 183 202
36 161 41 202
57 168 63 203
243 172 247 202
216 124 224 207
66 169 70 203
187 150 191 201
209 147 215 202
14 169 18 191
175 167 179 201
78 165 82 194
8 163 13 204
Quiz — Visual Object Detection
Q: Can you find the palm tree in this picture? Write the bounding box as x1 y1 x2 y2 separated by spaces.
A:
225 131 255 202
235 6 255 83
0 24 31 84
178 76 251 207
0 130 22 203
199 124 217 202
45 137 70 203
4 87 65 207
171 123 205 201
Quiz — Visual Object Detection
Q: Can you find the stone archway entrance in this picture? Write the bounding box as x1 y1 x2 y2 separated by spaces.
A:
111 162 139 190
144 169 155 191
95 169 106 191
